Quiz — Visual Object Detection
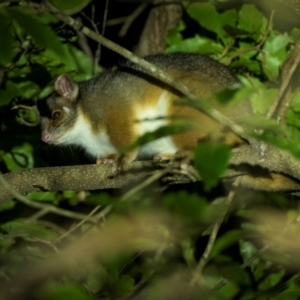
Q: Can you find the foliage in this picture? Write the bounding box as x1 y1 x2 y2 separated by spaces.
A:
1 0 300 299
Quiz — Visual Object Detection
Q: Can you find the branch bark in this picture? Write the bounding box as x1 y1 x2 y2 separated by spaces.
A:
1 140 300 203
0 162 160 203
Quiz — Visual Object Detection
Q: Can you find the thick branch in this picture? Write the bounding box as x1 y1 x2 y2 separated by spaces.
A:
0 162 159 203
2 141 300 203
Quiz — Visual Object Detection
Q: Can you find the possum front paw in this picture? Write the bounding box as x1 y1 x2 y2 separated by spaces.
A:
96 154 118 166
153 153 176 162
97 151 137 174
112 150 138 173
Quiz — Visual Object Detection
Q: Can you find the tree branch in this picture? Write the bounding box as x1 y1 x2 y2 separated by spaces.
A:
267 39 300 120
2 141 300 203
0 161 162 203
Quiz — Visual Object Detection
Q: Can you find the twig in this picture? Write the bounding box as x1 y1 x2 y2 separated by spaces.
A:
118 3 148 37
0 271 10 281
98 0 108 71
75 16 94 62
27 235 60 253
100 0 109 36
55 205 101 243
0 171 99 222
277 86 292 124
36 220 67 235
194 222 221 277
93 205 113 222
75 166 171 226
122 242 168 300
106 16 128 26
121 168 168 201
4 232 60 253
267 39 300 120
27 208 49 221
191 177 241 286
91 168 170 225
219 40 235 60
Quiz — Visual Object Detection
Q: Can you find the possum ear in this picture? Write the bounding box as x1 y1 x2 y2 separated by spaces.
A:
54 74 79 102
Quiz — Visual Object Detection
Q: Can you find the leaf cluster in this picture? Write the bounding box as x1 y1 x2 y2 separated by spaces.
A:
1 1 300 300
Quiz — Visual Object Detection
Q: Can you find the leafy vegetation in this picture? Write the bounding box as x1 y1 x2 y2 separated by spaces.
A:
1 0 300 299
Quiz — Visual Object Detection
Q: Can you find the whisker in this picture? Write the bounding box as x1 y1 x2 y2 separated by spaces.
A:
52 114 78 134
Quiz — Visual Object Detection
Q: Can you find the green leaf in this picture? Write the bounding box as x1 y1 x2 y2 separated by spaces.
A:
290 28 300 43
0 80 21 107
181 238 196 266
0 11 15 66
35 282 93 300
239 240 258 263
0 200 16 212
194 142 230 191
85 266 107 293
220 9 237 29
238 4 267 38
276 274 300 299
211 230 246 259
187 3 224 37
86 192 112 206
49 0 91 15
231 50 261 74
259 31 292 79
98 270 135 299
286 92 300 135
215 84 251 106
215 281 240 299
166 35 223 55
110 275 135 298
17 104 39 125
290 90 300 113
258 269 285 290
1 220 58 241
8 7 67 60
163 190 207 220
243 116 285 133
166 20 185 46
249 87 278 115
2 143 34 171
27 192 57 203
63 190 76 199
42 43 94 78
285 109 300 129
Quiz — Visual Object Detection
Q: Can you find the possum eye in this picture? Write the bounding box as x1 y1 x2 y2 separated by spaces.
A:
52 111 61 121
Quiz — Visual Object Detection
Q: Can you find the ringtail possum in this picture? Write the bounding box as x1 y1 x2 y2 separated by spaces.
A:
39 52 251 168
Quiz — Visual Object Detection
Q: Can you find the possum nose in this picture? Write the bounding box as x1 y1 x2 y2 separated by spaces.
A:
42 134 51 143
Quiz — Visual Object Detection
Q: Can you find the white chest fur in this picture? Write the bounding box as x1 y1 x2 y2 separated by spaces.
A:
63 113 117 159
